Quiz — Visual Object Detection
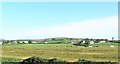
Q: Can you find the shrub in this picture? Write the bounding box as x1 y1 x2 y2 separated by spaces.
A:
22 56 66 64
77 59 95 62
22 56 48 63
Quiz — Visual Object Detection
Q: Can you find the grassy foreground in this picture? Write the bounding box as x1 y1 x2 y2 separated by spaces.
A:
1 43 118 62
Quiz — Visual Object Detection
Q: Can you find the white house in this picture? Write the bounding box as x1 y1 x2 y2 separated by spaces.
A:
19 41 24 43
12 41 17 44
71 42 75 44
79 40 86 44
19 40 28 43
45 42 48 44
79 40 94 44
99 41 106 43
23 41 28 43
0 41 3 45
32 41 37 44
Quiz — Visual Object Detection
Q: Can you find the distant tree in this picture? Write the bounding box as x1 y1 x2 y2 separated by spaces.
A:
85 40 90 45
94 39 100 43
105 39 108 43
28 40 32 44
2 41 7 45
17 41 20 44
2 40 10 44
22 41 25 44
112 37 114 41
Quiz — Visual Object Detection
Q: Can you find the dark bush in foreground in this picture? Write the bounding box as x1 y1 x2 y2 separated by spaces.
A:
2 56 118 64
22 56 66 64
21 56 118 64
22 56 47 63
77 59 95 62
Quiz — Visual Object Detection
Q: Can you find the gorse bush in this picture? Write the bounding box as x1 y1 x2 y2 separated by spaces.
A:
23 56 48 63
22 56 66 64
77 59 95 62
2 57 118 64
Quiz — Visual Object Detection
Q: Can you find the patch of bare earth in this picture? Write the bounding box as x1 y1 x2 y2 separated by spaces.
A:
67 59 78 62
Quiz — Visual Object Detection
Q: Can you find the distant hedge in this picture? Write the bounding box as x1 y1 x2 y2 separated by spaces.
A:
114 40 120 43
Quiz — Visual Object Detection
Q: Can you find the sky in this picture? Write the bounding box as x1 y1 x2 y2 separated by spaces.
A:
1 2 118 40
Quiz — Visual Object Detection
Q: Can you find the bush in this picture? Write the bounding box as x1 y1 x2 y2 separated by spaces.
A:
77 59 95 62
48 58 66 62
22 56 48 63
22 56 66 64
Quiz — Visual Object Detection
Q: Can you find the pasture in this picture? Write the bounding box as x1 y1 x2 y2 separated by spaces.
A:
1 43 118 62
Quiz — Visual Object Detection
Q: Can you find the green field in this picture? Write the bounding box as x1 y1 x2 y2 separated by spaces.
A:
1 43 118 62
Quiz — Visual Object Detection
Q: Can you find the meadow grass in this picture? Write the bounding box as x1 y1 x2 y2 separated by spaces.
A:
1 43 118 62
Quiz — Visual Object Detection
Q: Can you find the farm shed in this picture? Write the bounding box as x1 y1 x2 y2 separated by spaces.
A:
79 40 94 44
18 40 29 44
0 41 3 45
31 41 38 43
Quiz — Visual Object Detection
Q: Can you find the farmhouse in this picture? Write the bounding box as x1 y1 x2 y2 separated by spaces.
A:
79 40 94 44
95 39 108 43
17 40 29 44
0 40 3 45
99 41 106 43
79 40 86 44
31 40 38 44
45 42 48 44
71 42 78 44
13 40 17 43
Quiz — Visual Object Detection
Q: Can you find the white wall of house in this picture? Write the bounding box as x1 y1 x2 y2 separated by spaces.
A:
19 41 24 43
13 41 17 44
71 42 75 44
99 41 106 43
81 41 86 44
19 41 28 43
0 42 3 45
32 41 37 43
24 41 28 43
45 42 48 44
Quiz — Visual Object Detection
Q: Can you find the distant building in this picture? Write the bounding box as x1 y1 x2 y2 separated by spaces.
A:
31 41 38 44
79 39 94 44
24 41 28 43
0 41 3 45
45 42 48 44
71 42 75 44
12 40 17 44
99 41 106 43
18 40 29 44
80 40 86 44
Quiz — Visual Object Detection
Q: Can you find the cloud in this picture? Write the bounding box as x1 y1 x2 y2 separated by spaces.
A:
3 16 118 40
